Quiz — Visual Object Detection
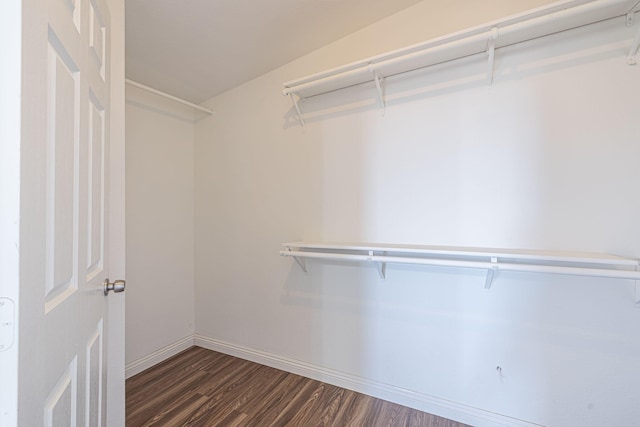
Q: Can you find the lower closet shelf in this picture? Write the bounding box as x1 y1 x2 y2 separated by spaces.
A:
280 242 640 305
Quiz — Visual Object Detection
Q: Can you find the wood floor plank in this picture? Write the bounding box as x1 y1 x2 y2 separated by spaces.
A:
373 399 406 427
306 383 346 427
145 393 209 427
183 363 267 425
239 373 311 426
126 346 471 427
271 378 325 426
182 365 291 427
195 358 261 397
127 346 212 394
339 393 380 427
230 365 289 411
260 380 316 426
324 387 360 427
127 368 210 426
215 409 248 427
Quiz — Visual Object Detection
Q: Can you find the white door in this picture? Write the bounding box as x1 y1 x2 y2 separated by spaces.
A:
16 0 124 424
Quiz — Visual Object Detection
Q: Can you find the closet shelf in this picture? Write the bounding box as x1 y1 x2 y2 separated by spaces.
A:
282 0 640 124
125 79 214 115
280 242 640 305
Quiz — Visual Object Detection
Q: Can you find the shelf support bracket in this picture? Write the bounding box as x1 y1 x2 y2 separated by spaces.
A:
289 93 305 126
486 27 499 86
294 256 307 273
484 257 498 290
287 248 307 272
368 250 386 279
635 266 639 307
370 66 386 115
627 24 640 65
376 262 387 280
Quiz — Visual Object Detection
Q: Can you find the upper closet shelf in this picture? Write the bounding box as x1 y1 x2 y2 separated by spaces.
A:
280 242 640 305
126 79 214 115
282 0 640 124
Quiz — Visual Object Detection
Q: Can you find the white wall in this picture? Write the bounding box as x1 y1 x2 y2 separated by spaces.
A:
193 2 640 426
125 87 196 375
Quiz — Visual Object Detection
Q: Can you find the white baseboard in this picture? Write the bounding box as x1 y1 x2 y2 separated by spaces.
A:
194 334 543 427
125 335 195 379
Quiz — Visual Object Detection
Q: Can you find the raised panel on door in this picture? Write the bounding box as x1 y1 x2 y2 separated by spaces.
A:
89 0 106 81
87 91 105 281
45 29 81 314
86 0 109 285
44 357 78 427
85 321 103 427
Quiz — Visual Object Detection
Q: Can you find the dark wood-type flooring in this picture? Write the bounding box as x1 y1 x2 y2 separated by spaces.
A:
126 346 470 427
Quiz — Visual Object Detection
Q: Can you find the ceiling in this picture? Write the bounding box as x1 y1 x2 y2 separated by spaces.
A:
125 0 424 104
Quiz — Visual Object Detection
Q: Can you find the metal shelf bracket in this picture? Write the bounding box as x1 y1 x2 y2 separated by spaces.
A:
289 93 305 126
484 257 499 290
294 256 307 272
377 262 387 279
627 24 640 65
368 251 387 279
288 248 307 272
370 66 386 115
634 267 640 308
486 27 499 86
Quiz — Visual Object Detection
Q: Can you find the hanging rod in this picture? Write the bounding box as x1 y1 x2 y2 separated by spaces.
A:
125 79 214 115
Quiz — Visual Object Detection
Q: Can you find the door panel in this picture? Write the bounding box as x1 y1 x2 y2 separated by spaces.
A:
85 320 103 427
87 91 105 279
44 357 78 427
18 0 113 424
45 31 80 313
89 1 106 79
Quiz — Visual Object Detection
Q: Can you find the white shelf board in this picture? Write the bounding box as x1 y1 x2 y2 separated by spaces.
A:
282 0 640 99
283 241 638 267
281 242 640 304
